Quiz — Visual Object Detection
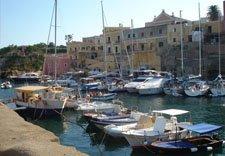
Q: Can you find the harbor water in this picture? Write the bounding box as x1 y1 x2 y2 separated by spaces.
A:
1 87 225 156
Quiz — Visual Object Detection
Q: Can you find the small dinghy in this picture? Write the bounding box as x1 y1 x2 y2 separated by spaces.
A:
149 123 224 154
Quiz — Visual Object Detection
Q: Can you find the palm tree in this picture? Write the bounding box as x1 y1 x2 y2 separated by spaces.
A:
207 5 221 21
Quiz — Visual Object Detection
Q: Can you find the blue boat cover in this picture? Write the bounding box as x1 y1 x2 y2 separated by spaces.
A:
153 140 195 149
181 123 223 134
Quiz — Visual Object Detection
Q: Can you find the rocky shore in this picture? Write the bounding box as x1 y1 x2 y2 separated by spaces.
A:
0 103 87 156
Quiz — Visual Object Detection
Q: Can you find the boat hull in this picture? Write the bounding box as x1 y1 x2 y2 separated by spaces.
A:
138 88 163 95
10 77 40 83
148 136 223 154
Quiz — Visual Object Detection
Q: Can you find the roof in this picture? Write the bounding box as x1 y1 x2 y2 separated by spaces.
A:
153 109 189 116
15 86 48 92
181 123 223 134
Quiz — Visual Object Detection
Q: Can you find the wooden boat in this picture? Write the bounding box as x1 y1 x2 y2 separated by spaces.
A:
148 123 224 154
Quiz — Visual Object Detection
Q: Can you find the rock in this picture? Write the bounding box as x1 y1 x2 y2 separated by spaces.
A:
0 103 87 156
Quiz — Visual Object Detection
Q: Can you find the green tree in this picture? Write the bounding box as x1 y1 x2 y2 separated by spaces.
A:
207 5 221 21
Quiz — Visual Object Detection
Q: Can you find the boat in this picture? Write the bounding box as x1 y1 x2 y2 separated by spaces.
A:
91 111 146 130
209 16 225 97
80 77 102 91
107 79 127 92
9 72 41 83
137 77 168 95
76 101 122 114
184 4 210 97
210 74 225 97
124 77 151 93
122 109 192 148
13 85 78 118
149 123 224 154
55 76 78 88
1 81 12 89
163 78 185 96
104 114 155 138
90 92 117 101
184 78 209 97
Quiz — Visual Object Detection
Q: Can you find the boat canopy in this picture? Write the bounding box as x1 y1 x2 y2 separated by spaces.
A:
152 109 189 116
15 86 48 93
181 123 223 134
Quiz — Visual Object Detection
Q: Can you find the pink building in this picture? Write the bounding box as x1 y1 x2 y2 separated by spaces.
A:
43 53 71 76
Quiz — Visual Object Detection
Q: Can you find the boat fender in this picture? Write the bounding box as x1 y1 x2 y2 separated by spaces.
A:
190 148 198 152
207 146 213 151
143 141 148 145
222 140 225 146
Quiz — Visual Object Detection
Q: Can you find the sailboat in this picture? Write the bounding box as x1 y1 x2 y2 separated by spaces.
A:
184 3 209 97
210 16 225 97
13 0 78 118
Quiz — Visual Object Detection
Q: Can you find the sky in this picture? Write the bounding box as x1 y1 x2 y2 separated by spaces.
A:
0 0 224 48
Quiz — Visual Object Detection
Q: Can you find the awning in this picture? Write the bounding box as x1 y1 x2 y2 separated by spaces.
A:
152 109 189 116
181 123 223 134
15 86 48 92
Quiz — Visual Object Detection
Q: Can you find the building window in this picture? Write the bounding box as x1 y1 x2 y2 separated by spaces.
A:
107 37 111 43
150 32 153 36
128 34 131 38
65 63 67 67
108 47 111 53
173 28 176 32
159 42 163 47
133 33 136 38
117 36 120 42
127 45 131 51
173 38 176 42
208 26 212 33
159 29 162 34
98 40 100 43
115 46 118 52
141 32 144 37
150 43 153 50
141 44 144 51
188 35 192 42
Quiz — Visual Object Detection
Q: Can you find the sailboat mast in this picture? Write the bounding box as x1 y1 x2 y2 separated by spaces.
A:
131 19 134 75
180 10 184 76
54 0 57 80
198 2 202 76
101 1 107 76
218 15 221 75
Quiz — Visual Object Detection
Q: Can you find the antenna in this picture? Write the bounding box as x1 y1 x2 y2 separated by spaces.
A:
180 10 184 77
218 15 221 75
198 2 202 76
54 0 57 81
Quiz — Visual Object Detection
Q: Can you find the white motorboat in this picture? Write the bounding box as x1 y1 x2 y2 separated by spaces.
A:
104 114 155 138
184 79 209 97
124 77 151 93
122 109 192 148
1 81 12 89
137 77 168 95
210 75 225 97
